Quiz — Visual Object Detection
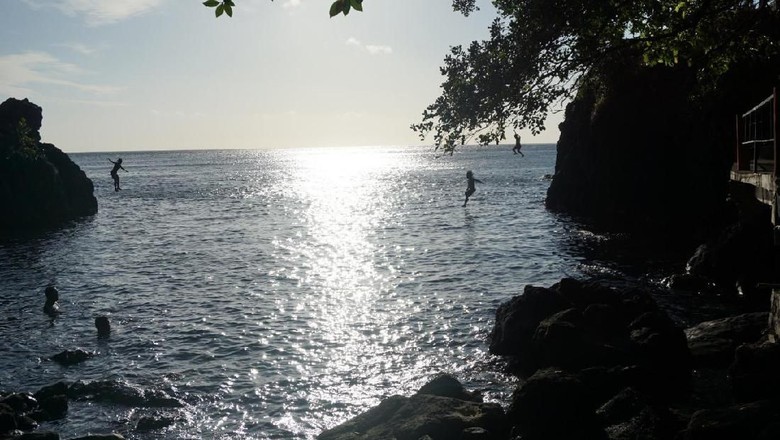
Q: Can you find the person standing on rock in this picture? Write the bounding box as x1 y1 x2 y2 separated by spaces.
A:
463 170 483 207
108 158 127 192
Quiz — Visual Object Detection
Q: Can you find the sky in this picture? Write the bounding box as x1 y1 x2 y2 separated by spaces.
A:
1 0 563 152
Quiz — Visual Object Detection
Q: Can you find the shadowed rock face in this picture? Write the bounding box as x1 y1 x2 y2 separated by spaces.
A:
0 98 97 232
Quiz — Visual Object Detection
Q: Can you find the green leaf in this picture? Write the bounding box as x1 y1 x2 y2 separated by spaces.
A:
343 2 351 15
216 3 224 17
329 1 342 18
350 0 362 12
225 0 235 6
203 0 219 7
224 3 233 17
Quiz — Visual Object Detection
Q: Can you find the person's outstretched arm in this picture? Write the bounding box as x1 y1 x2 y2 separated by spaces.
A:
475 179 484 184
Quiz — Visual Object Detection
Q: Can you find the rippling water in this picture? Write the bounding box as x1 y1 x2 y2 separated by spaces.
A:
2 145 599 438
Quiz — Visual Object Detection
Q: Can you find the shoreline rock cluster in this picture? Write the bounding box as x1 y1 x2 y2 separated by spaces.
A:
0 379 182 440
319 278 780 440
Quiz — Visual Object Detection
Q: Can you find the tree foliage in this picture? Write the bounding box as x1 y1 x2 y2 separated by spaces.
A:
412 0 780 153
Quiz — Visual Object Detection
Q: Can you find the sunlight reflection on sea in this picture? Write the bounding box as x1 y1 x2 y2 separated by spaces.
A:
0 145 590 439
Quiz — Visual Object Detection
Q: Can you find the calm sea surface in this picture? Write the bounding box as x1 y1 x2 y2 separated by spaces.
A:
1 144 640 438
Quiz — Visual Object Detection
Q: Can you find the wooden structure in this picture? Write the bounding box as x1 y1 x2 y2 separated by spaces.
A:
731 88 779 243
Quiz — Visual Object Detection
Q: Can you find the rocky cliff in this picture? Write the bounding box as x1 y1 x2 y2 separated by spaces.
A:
0 98 97 233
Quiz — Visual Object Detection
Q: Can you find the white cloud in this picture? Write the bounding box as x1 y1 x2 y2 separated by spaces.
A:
0 51 119 97
345 37 392 55
22 0 162 25
365 45 392 55
282 0 302 8
56 42 103 56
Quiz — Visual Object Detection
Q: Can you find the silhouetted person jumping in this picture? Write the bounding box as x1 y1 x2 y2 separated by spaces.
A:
463 170 483 207
513 133 524 156
108 158 127 191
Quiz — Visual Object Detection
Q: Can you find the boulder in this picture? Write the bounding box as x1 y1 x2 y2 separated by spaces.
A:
318 377 507 440
685 312 768 367
488 285 571 356
597 388 680 440
51 349 94 366
415 373 482 402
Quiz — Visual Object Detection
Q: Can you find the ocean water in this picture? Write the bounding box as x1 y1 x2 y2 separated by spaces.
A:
1 144 602 439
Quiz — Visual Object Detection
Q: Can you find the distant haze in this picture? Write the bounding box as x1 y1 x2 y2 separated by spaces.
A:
2 1 562 152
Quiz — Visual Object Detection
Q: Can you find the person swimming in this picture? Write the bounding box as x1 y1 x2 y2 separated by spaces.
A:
463 170 484 207
108 158 127 192
43 286 61 316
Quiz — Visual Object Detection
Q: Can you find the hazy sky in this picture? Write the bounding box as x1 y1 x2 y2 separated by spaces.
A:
1 0 563 152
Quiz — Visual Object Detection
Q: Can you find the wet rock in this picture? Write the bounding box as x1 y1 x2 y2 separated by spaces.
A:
51 349 94 366
136 414 175 431
685 312 768 367
318 378 507 440
67 380 182 408
415 373 482 402
34 382 69 402
0 393 37 413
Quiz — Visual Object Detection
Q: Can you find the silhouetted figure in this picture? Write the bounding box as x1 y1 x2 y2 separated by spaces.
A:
513 133 524 156
108 158 127 192
463 170 484 207
43 286 60 316
95 316 111 337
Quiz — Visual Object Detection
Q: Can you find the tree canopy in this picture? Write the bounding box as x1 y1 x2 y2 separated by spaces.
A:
205 1 780 153
412 0 780 153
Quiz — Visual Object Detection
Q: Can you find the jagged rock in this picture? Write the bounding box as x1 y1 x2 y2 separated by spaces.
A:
51 349 94 366
68 380 182 408
0 393 37 413
685 312 768 367
318 377 507 440
0 97 97 232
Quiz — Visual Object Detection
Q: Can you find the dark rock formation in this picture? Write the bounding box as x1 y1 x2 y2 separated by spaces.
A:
317 376 507 440
0 98 97 233
546 53 780 237
685 312 768 367
729 339 780 402
51 349 94 366
488 279 691 396
683 400 780 440
508 368 606 440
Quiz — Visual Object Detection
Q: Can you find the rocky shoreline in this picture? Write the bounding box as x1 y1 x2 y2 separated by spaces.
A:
317 277 780 440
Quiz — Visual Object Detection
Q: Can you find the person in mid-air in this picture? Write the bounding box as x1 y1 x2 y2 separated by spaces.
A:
463 170 484 207
513 133 524 156
108 158 127 191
